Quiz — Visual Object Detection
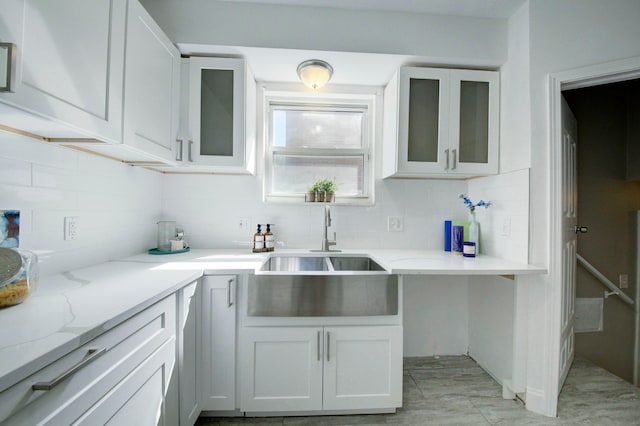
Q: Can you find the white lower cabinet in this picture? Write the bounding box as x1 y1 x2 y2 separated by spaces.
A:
0 295 177 425
240 327 323 412
323 326 403 410
200 275 237 411
75 337 176 425
240 325 403 413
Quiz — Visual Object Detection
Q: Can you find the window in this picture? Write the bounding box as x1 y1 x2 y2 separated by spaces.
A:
263 90 376 205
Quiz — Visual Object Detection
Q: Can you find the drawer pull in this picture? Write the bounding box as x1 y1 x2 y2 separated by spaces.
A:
32 348 107 391
326 332 330 362
227 279 234 307
176 139 183 161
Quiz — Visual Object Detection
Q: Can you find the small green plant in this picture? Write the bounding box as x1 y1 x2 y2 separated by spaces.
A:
310 178 338 193
321 179 338 193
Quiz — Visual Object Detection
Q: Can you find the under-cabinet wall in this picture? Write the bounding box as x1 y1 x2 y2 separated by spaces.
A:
0 133 162 276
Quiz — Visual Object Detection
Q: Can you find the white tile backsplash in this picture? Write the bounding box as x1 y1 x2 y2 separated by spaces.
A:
0 128 532 277
0 133 162 277
162 173 470 250
468 168 530 263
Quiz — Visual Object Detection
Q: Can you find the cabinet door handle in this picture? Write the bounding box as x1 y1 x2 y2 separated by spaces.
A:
452 149 457 170
0 42 16 93
317 331 321 362
188 140 194 162
176 139 183 161
227 279 234 307
326 332 330 362
32 348 107 391
444 149 450 170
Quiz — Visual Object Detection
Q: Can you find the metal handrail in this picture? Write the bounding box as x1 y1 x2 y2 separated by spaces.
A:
577 254 634 305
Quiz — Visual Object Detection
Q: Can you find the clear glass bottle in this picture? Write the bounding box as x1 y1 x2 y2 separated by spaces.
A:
468 211 479 254
157 221 176 252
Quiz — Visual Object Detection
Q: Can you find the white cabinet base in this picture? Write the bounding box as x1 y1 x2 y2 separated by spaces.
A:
239 325 402 414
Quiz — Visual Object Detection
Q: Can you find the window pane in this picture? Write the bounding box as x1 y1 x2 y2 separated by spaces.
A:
273 109 363 148
272 155 364 195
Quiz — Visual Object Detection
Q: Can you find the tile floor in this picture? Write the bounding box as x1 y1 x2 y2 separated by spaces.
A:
197 355 640 425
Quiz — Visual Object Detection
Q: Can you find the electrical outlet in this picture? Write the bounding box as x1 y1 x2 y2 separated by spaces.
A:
619 274 629 289
388 216 404 232
64 216 78 241
238 217 250 231
501 218 511 237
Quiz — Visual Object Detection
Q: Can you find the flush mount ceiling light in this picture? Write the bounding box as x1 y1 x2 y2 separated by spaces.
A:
297 59 333 90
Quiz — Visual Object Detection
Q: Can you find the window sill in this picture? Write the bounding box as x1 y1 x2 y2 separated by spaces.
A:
264 194 374 206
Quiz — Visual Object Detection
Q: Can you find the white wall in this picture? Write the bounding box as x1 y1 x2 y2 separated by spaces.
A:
403 276 469 357
141 0 507 67
0 133 162 277
466 168 530 385
524 0 640 416
499 3 531 174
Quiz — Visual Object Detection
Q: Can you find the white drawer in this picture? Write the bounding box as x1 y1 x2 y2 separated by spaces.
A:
0 294 176 425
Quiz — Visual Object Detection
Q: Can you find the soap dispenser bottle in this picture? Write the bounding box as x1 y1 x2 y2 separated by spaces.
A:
265 224 274 252
253 224 265 253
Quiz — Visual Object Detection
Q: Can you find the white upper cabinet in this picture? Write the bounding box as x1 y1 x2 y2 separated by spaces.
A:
0 0 126 142
187 57 256 173
383 66 499 178
122 0 181 162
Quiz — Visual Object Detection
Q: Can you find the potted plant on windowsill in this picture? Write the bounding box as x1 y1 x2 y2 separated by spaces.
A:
307 179 338 202
322 179 338 203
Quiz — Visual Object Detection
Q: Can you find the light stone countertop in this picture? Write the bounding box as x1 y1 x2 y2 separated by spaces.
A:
0 248 546 394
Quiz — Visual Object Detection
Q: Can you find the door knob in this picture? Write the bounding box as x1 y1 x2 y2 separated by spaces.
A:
574 226 588 234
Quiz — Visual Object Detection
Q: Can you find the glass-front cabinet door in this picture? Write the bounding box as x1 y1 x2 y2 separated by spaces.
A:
449 69 499 175
188 57 255 172
398 67 450 174
388 66 499 178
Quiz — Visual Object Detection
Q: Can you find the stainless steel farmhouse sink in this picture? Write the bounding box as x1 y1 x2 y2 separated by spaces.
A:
250 254 398 317
259 256 330 272
257 254 386 273
329 256 385 271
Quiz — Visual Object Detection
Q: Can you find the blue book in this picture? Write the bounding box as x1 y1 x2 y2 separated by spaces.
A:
444 220 452 251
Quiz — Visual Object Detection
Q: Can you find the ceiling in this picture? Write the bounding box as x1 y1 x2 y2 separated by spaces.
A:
218 0 526 18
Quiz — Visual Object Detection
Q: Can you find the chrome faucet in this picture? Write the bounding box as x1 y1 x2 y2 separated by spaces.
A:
320 205 340 252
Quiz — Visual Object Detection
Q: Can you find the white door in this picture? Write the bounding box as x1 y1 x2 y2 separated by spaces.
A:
201 276 236 411
323 326 403 410
240 327 323 412
75 338 177 426
558 95 578 389
188 57 246 168
397 67 451 175
0 0 125 142
123 0 181 161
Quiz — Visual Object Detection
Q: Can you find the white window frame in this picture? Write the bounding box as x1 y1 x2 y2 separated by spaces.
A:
261 85 377 206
